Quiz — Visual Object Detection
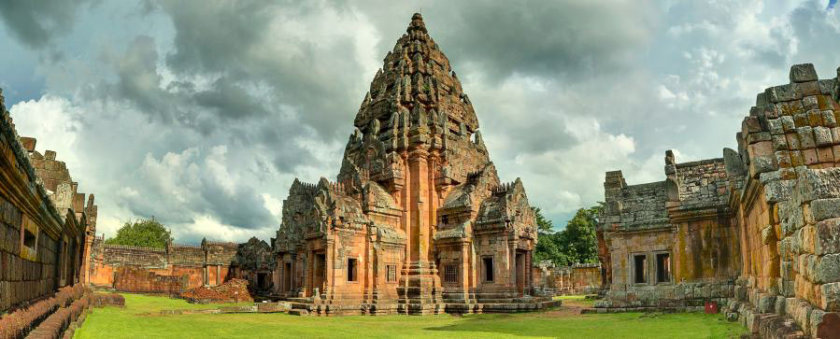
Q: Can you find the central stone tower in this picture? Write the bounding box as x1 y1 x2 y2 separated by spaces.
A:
273 13 546 316
338 12 485 314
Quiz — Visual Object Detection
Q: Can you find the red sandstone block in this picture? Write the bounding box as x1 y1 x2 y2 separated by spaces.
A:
803 148 819 165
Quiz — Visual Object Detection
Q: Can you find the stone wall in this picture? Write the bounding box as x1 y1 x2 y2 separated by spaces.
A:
553 264 602 295
598 64 840 337
88 236 267 295
0 88 96 338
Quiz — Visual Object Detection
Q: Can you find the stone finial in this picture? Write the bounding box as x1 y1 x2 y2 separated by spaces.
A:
789 63 818 83
45 150 57 160
408 13 427 33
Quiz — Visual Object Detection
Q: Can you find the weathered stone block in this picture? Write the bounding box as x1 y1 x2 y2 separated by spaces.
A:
790 64 818 83
761 225 776 244
759 294 776 313
795 168 840 202
810 198 840 222
794 113 810 127
775 295 786 315
774 151 791 168
767 84 801 103
815 254 840 284
781 115 796 131
804 96 819 111
819 146 835 163
815 126 833 146
815 218 840 255
768 118 784 135
821 283 840 311
743 116 763 133
780 202 804 236
809 109 825 126
797 126 816 148
824 110 837 128
790 150 804 166
772 134 788 151
750 155 779 177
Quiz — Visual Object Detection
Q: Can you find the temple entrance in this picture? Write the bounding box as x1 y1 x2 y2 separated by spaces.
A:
257 272 267 290
515 251 526 296
284 263 293 293
313 253 326 297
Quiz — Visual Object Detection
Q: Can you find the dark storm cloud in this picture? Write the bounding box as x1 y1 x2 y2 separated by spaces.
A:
441 1 656 81
154 0 367 140
4 0 840 241
0 1 92 48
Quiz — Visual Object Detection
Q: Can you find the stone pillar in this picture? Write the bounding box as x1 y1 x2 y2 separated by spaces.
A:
326 239 335 300
461 242 470 301
410 149 429 263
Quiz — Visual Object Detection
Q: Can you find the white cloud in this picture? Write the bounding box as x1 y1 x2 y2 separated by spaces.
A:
2 0 840 238
9 95 81 165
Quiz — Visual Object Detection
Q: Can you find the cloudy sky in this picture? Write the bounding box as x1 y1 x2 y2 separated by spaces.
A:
1 0 839 244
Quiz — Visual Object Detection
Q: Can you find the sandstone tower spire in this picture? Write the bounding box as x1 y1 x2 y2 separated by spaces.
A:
275 13 542 315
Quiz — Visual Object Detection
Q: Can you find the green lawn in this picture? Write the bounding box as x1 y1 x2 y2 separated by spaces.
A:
74 294 746 339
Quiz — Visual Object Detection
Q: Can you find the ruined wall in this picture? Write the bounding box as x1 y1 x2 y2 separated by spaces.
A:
723 64 840 337
88 237 245 294
553 264 602 295
598 64 840 337
0 87 96 337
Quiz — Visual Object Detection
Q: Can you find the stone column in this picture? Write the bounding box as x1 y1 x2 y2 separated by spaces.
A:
326 238 335 300
461 241 470 301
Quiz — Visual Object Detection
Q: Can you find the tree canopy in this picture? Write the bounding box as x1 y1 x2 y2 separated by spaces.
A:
105 218 172 249
532 205 601 267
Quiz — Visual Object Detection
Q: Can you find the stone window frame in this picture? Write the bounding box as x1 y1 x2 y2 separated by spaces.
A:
653 251 673 285
385 263 397 283
481 256 495 283
629 252 649 285
443 264 459 284
19 215 39 261
347 257 359 283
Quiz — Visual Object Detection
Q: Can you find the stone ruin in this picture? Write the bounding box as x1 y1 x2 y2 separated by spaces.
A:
86 236 274 296
0 88 99 338
271 13 555 315
598 63 840 338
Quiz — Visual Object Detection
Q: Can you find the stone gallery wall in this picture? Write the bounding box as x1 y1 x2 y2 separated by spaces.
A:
598 64 840 337
87 237 267 295
0 88 97 338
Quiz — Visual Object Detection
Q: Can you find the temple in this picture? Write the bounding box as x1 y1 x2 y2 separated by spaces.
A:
598 63 840 337
271 13 554 315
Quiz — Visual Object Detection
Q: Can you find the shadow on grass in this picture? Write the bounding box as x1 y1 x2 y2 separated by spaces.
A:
424 311 745 339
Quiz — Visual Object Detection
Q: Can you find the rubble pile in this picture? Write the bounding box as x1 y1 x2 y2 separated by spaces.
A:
181 279 253 303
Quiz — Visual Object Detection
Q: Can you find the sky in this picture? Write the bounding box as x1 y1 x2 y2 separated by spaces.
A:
1 0 839 244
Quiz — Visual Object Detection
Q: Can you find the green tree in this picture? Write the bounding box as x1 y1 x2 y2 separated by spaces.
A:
105 218 172 249
561 205 601 264
532 205 602 267
533 207 554 234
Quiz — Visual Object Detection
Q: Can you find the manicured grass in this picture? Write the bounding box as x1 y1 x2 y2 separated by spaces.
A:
75 293 746 339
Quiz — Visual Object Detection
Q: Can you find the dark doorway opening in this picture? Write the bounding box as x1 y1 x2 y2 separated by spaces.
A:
633 254 647 284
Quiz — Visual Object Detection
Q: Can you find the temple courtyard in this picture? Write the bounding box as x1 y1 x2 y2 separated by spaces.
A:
73 294 746 338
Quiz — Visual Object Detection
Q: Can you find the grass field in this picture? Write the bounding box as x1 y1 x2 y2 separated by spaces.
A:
74 294 746 339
